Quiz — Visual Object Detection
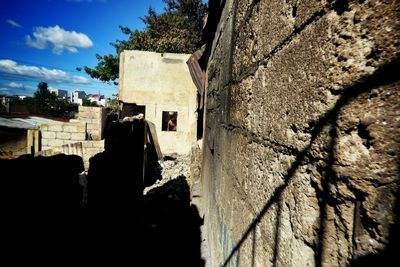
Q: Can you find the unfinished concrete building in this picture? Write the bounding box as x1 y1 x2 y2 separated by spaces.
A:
119 50 198 155
195 0 400 266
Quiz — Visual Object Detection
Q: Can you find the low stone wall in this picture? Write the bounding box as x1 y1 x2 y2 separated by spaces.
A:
38 140 104 171
41 121 86 151
77 106 106 140
81 140 105 170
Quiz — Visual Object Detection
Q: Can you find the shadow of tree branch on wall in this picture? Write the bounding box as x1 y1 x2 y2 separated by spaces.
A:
222 58 400 267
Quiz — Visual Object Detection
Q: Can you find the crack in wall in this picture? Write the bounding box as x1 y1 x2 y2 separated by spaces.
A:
219 122 300 156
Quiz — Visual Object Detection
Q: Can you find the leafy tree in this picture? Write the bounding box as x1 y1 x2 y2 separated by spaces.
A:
106 93 119 113
33 82 57 114
22 82 71 116
83 0 207 84
82 97 98 107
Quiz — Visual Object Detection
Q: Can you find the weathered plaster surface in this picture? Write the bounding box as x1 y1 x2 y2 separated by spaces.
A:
201 0 400 266
119 50 197 155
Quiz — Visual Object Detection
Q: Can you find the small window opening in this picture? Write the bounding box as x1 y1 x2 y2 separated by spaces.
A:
162 111 178 131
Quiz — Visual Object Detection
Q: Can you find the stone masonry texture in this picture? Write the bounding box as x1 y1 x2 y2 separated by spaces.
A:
41 121 86 151
201 0 399 266
78 106 106 140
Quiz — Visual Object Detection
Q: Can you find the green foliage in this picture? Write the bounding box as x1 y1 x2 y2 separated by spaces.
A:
82 97 98 107
106 93 119 113
33 82 58 114
16 82 70 116
83 0 207 84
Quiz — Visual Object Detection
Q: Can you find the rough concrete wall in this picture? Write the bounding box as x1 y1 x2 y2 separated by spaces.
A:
78 106 106 140
41 121 86 151
202 0 399 266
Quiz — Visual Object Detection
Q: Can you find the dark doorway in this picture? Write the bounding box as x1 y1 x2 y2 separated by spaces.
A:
120 103 146 118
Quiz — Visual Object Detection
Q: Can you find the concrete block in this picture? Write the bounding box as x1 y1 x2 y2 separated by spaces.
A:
81 141 93 148
63 125 77 133
92 140 105 148
89 131 100 140
56 132 71 140
84 147 101 156
41 138 48 146
71 132 86 141
48 124 63 132
63 123 86 133
40 124 48 131
87 123 98 130
233 0 328 80
48 139 64 147
41 131 56 139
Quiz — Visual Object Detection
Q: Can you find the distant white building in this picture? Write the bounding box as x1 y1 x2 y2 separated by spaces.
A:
50 89 68 99
1 96 10 113
71 90 86 105
87 94 106 107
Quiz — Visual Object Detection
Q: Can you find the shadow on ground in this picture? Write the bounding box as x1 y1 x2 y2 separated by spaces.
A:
139 175 204 267
1 155 204 267
82 175 204 267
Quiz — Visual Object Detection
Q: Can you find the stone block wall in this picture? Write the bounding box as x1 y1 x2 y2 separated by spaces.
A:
81 140 105 170
77 106 106 140
201 0 399 266
38 140 104 171
41 122 86 151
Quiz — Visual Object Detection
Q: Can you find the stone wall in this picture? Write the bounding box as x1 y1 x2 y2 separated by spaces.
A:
77 106 106 140
201 0 399 266
38 140 104 171
41 121 86 151
40 107 106 170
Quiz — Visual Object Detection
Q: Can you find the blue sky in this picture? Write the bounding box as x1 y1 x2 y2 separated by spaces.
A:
0 0 168 98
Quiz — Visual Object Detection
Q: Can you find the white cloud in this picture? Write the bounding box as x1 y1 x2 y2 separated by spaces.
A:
8 82 24 88
0 59 90 84
6 19 22 28
26 25 93 54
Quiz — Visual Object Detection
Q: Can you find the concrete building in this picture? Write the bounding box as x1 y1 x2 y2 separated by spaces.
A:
0 96 10 114
50 89 68 99
119 50 197 155
71 90 86 105
87 94 106 107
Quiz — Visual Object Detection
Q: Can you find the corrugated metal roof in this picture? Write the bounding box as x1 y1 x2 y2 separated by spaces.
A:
0 116 62 129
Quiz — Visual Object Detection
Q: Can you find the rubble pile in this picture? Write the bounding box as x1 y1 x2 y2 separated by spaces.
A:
144 154 190 195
